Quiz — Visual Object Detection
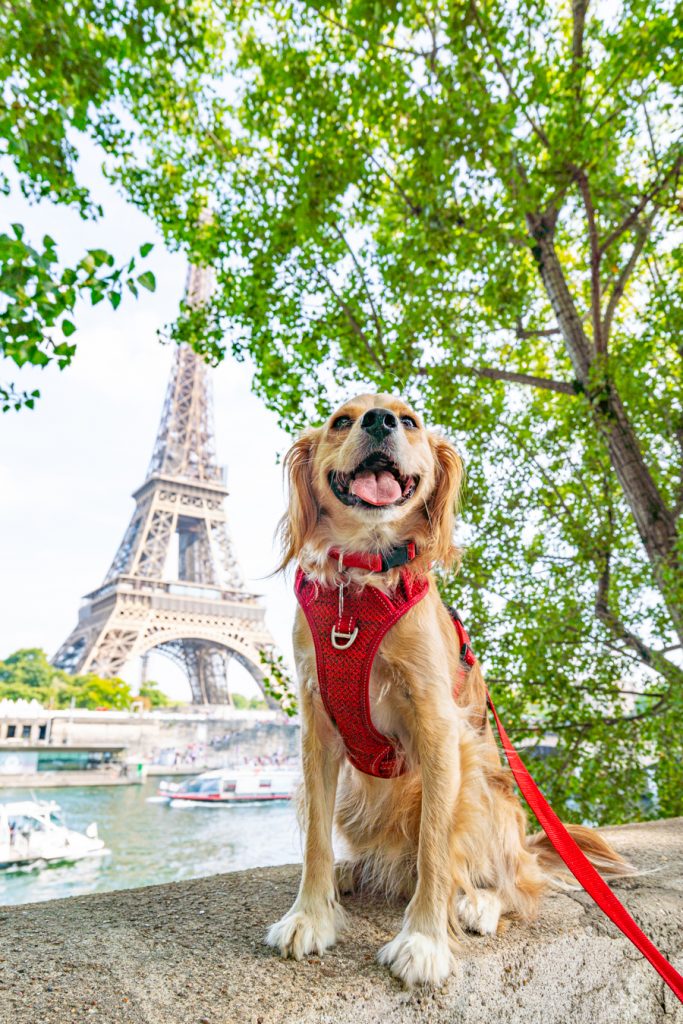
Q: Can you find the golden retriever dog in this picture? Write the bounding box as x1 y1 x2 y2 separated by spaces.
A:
266 392 629 987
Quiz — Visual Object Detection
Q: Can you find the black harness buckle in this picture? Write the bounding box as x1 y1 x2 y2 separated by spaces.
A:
380 544 416 572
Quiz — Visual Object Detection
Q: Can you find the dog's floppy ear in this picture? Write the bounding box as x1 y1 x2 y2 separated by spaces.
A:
423 433 463 569
276 428 322 571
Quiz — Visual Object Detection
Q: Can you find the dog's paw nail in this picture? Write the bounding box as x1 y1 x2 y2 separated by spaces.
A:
265 907 339 960
378 930 453 987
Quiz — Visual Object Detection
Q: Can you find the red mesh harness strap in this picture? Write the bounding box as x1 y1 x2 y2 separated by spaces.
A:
295 568 429 778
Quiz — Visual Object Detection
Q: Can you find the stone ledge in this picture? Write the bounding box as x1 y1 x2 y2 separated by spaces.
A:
0 818 681 1024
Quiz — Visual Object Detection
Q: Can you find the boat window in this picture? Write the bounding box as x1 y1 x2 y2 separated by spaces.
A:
49 811 65 827
223 782 236 793
9 815 45 832
259 780 272 788
181 777 222 796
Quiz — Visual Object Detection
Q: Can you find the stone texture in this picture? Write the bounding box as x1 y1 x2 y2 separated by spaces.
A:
0 818 680 1024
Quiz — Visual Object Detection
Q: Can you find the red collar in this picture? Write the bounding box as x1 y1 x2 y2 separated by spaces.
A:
328 542 417 573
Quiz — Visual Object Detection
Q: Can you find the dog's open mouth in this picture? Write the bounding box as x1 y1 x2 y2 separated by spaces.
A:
329 454 418 509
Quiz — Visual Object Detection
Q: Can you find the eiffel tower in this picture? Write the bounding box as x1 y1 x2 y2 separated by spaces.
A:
53 264 278 705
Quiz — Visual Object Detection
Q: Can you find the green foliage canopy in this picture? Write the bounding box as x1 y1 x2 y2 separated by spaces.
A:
2 1 682 823
0 0 225 408
114 0 683 823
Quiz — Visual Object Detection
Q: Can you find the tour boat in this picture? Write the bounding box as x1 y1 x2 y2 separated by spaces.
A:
157 765 298 806
0 799 107 870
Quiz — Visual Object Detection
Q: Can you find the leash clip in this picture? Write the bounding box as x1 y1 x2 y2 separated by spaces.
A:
331 551 359 649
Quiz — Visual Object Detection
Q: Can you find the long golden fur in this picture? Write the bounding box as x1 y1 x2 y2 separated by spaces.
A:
266 393 630 987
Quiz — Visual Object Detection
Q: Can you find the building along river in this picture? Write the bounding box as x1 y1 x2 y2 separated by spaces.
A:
0 778 302 906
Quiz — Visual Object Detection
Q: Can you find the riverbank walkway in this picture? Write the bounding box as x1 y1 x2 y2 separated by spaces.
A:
0 817 680 1023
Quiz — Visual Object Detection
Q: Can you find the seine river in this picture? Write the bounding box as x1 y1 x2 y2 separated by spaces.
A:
0 779 302 906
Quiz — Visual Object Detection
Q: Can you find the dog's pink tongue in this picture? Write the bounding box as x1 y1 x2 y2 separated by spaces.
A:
350 470 402 506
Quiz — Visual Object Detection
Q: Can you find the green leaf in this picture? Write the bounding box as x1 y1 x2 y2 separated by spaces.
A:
61 319 76 337
137 270 156 292
87 248 114 266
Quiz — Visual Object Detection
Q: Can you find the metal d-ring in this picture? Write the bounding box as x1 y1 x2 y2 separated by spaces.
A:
331 625 359 650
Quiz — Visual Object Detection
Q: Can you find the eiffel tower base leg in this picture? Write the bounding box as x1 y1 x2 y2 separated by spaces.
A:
160 640 232 705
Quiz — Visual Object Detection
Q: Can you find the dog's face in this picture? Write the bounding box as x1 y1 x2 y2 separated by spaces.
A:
279 393 463 572
318 394 436 522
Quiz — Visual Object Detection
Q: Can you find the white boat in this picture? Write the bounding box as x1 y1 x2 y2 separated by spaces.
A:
157 765 298 806
0 800 107 869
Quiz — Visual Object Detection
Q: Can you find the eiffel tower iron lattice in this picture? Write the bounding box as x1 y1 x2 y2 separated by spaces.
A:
53 265 280 705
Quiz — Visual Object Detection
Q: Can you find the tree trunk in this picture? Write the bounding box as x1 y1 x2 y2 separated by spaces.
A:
527 214 682 644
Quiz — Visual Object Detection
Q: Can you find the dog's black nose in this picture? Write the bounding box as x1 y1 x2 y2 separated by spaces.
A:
360 408 398 442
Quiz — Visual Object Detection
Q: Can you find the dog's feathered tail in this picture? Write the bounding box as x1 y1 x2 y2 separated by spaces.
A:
526 824 636 883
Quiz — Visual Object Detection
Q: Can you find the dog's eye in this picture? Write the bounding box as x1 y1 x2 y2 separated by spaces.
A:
331 415 353 430
401 416 417 430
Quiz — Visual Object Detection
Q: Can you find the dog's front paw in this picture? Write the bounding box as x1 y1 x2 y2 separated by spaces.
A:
378 928 453 987
456 890 502 935
265 903 341 960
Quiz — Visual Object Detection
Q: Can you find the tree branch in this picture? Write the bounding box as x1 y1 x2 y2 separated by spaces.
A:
642 100 662 172
573 167 603 354
585 51 640 126
418 362 577 395
510 697 669 735
515 319 561 340
418 8 441 72
318 11 430 58
362 147 424 217
595 554 683 685
468 0 551 149
571 0 588 65
330 224 385 346
312 268 385 372
601 211 656 344
599 154 683 256
673 485 683 520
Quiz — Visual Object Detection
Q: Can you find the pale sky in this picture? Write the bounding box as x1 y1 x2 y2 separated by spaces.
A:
0 145 298 699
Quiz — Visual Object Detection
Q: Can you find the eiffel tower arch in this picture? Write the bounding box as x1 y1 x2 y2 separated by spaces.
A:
53 265 280 706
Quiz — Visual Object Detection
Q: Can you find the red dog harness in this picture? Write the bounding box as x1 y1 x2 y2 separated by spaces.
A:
295 561 428 778
295 545 683 1004
295 547 475 778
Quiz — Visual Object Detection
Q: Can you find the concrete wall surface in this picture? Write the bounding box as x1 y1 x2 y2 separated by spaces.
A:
0 817 680 1024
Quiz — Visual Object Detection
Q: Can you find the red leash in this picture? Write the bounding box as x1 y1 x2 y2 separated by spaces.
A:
487 694 683 1004
447 605 683 1002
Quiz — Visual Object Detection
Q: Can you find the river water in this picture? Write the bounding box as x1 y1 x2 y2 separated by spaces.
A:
0 779 302 906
